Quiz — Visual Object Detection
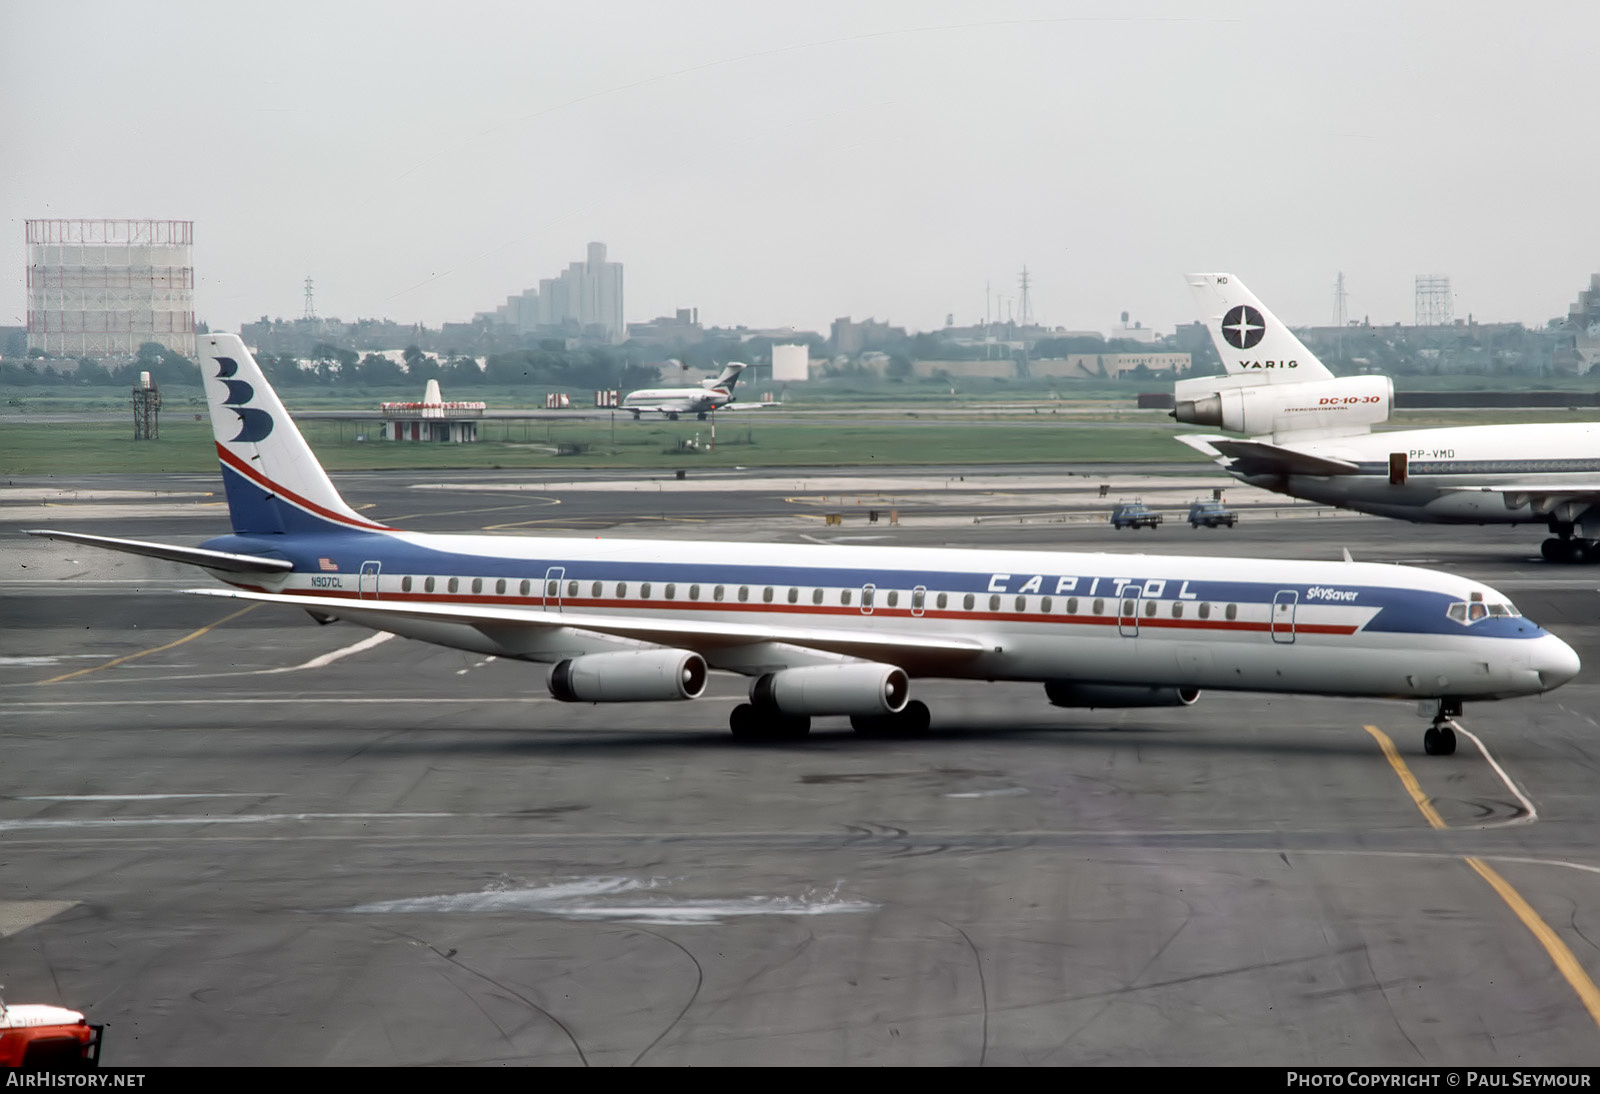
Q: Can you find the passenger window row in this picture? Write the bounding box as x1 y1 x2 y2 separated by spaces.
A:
388 574 1245 621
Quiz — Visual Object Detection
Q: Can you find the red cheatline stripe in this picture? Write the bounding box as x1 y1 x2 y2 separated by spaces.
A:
241 584 1364 635
217 444 393 531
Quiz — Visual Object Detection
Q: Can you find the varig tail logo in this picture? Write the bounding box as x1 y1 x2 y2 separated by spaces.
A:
1221 305 1266 350
212 356 274 443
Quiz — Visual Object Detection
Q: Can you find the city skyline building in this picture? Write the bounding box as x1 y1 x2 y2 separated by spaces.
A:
478 242 625 342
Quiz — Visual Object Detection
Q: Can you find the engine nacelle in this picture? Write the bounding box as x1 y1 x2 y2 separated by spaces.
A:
1044 682 1200 708
548 649 708 703
1173 374 1392 435
750 663 909 717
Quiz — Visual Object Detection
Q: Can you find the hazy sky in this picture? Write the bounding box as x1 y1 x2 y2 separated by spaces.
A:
3 1 1596 339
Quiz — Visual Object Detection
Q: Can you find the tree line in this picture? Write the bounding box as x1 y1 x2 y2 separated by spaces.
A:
3 342 665 394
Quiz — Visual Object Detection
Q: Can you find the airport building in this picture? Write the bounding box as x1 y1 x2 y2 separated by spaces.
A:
380 378 485 443
25 218 195 358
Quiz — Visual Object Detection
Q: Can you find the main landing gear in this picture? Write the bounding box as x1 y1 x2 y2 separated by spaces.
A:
729 703 810 741
1541 537 1594 563
727 700 933 741
1423 699 1461 756
850 701 932 738
1541 521 1597 564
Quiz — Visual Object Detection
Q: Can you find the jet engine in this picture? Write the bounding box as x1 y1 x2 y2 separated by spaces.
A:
1044 682 1200 708
548 649 708 702
750 663 909 717
1173 375 1392 436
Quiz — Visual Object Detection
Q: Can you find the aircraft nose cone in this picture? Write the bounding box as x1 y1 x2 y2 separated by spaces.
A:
1534 634 1582 691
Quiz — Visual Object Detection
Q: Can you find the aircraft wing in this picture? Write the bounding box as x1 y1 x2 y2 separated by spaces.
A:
184 587 987 663
716 402 782 411
25 529 294 574
1435 484 1600 511
1204 439 1361 477
1438 484 1600 495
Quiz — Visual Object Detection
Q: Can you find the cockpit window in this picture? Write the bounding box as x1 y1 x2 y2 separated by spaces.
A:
1448 599 1519 624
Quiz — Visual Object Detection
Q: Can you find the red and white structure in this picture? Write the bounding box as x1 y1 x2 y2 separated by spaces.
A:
26 218 195 358
381 378 485 442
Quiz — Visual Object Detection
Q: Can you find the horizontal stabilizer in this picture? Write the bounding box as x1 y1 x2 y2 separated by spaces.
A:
1209 439 1360 477
25 529 293 573
1173 434 1225 459
183 587 987 658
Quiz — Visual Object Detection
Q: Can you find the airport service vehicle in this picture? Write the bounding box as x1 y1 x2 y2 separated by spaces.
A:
1176 273 1600 562
0 1000 102 1069
27 334 1580 755
1110 499 1162 530
1187 500 1237 528
623 361 750 420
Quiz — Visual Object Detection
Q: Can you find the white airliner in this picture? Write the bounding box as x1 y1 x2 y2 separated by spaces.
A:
622 360 752 420
1176 273 1600 562
26 334 1579 756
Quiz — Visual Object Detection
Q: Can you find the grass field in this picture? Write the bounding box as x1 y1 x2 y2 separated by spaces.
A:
6 405 1599 476
0 416 1203 476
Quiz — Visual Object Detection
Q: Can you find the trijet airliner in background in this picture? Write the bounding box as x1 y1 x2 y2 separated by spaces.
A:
1176 273 1600 563
622 360 756 419
27 334 1579 755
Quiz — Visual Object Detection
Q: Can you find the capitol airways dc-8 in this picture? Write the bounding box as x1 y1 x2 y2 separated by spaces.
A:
1176 273 1600 563
27 334 1579 755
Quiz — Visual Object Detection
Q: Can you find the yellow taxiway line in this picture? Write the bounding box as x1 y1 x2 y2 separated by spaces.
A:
1364 723 1600 1029
33 604 261 685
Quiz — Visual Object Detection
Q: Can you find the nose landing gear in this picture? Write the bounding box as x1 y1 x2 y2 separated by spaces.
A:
1423 699 1461 755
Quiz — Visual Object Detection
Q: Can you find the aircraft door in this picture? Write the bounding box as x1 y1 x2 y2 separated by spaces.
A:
911 585 926 617
861 583 876 615
1118 586 1142 637
1272 590 1298 644
359 561 381 600
1389 452 1408 486
543 566 566 612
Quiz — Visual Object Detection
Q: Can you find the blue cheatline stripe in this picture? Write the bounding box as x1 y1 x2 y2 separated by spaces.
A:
1348 458 1600 476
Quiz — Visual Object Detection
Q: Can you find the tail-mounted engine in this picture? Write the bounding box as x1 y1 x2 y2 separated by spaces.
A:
1173 374 1392 436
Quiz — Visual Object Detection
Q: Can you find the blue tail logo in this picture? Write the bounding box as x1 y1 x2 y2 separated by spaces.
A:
213 357 273 442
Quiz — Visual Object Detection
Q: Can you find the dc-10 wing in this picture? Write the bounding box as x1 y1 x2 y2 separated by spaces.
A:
26 529 294 574
1436 484 1600 510
184 587 987 664
1181 436 1361 477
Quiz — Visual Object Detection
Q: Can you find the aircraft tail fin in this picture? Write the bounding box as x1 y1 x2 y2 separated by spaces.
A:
196 333 390 536
1186 273 1334 384
701 361 749 391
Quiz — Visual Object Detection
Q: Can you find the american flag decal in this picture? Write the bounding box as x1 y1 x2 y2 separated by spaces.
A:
318 557 338 571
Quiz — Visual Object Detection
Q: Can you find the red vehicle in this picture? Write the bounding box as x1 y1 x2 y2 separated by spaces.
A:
0 1002 102 1069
